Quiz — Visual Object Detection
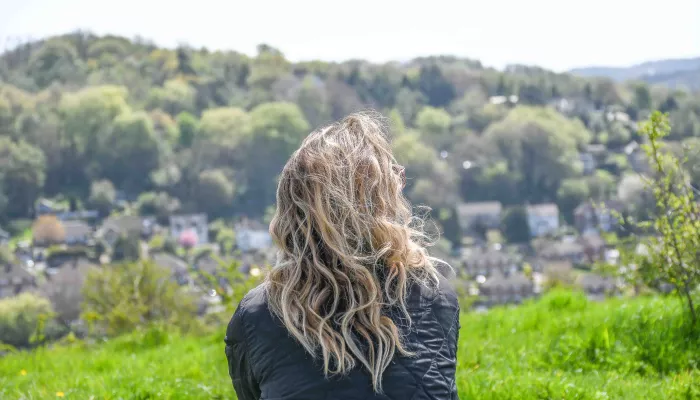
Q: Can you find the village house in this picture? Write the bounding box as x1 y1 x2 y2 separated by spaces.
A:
456 202 503 236
478 270 535 306
61 221 92 246
99 215 155 246
574 200 623 234
526 203 560 238
170 214 208 245
0 264 36 299
235 220 272 253
460 246 521 278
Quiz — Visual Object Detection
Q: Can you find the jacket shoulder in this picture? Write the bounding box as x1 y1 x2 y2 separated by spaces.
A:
225 284 273 345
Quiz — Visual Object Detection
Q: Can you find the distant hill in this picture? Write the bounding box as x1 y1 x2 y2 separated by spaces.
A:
570 57 700 90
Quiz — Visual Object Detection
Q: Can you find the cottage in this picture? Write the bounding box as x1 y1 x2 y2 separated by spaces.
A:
460 247 521 277
0 264 36 299
538 238 586 265
170 214 208 245
574 200 623 234
526 204 559 238
456 202 503 235
99 216 154 246
479 271 534 306
42 258 97 324
62 221 92 246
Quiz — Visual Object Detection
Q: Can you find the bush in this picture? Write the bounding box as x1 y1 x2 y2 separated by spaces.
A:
82 261 197 336
0 293 55 348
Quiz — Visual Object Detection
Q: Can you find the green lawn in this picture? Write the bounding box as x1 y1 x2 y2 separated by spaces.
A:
1 291 699 399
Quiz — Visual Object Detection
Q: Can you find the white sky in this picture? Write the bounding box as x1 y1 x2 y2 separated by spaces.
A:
1 0 699 71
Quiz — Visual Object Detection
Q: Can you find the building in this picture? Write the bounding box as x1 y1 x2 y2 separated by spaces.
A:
62 221 92 246
526 204 560 238
460 247 521 278
235 220 272 252
479 271 535 306
574 200 623 234
0 264 36 299
99 216 155 246
456 202 503 235
170 214 208 246
152 252 191 286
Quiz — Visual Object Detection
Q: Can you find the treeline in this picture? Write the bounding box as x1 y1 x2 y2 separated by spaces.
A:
1 31 699 242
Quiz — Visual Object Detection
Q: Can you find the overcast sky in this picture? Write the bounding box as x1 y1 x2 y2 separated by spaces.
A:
1 0 699 71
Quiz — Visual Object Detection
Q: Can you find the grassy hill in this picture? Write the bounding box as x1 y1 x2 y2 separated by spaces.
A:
1 290 698 399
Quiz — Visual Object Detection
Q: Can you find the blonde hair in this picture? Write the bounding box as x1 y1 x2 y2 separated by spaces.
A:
266 111 439 392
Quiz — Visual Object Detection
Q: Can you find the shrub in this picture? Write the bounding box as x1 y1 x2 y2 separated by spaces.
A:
82 261 197 336
0 293 54 348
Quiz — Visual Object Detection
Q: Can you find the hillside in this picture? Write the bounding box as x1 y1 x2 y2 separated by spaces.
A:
570 57 700 88
0 31 699 246
0 291 698 399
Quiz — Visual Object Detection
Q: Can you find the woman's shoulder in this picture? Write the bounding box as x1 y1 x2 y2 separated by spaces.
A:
225 283 275 344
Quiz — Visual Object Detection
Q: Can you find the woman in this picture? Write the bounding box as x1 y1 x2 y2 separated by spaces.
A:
225 112 460 400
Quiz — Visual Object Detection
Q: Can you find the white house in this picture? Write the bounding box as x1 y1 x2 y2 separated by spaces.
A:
526 204 560 238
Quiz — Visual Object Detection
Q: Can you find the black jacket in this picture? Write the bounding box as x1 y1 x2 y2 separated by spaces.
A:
225 273 460 400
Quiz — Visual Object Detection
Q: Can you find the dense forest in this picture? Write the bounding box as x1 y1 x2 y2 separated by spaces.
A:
0 31 699 245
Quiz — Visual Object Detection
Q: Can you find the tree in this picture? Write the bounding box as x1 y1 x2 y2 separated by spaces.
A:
193 169 235 217
633 83 652 111
112 234 141 262
82 261 197 335
501 206 529 243
557 178 590 223
0 138 46 217
146 79 196 116
623 112 700 326
99 111 161 193
88 179 116 216
32 215 66 246
136 191 181 225
417 64 455 107
415 106 452 149
484 106 590 202
176 111 198 149
0 293 55 348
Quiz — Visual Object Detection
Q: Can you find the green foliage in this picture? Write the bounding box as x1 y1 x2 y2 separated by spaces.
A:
501 206 530 243
2 292 699 399
135 191 181 224
0 293 54 348
81 261 198 336
88 179 115 216
557 178 591 223
111 234 141 262
621 112 700 326
0 137 46 218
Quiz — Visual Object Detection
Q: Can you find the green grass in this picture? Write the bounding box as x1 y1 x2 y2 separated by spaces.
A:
1 291 699 399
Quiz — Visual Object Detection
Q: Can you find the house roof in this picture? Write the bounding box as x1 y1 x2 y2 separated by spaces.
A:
481 271 531 290
44 258 97 282
62 221 92 237
0 264 35 287
102 216 145 234
457 202 503 218
526 203 559 217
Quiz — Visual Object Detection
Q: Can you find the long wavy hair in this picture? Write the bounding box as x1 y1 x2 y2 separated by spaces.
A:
266 111 439 392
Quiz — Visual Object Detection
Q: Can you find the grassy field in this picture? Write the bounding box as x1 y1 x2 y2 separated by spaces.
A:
1 291 699 399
